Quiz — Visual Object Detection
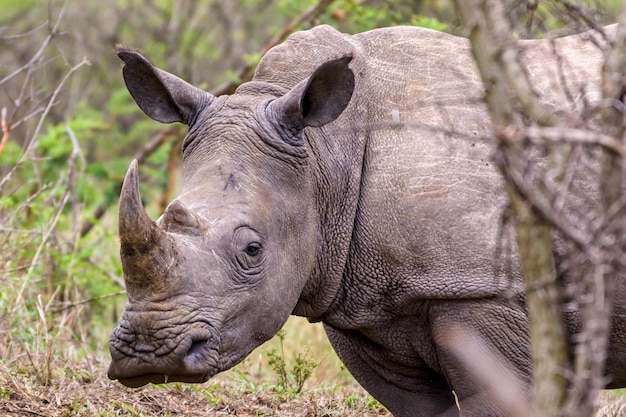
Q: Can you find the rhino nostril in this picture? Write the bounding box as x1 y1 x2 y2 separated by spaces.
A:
187 339 208 357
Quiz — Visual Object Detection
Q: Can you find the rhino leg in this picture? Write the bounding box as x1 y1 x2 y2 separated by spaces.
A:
430 299 532 417
324 325 458 417
602 279 626 388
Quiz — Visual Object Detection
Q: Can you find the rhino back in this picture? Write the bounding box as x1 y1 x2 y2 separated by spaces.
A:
243 26 517 317
252 25 605 310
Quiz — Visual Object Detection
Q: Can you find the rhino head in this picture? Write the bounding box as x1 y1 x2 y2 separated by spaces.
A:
107 47 354 387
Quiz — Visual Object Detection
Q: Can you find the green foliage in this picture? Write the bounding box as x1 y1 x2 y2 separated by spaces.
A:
265 329 319 397
0 386 9 400
0 0 37 18
319 0 440 33
411 15 449 32
0 52 171 384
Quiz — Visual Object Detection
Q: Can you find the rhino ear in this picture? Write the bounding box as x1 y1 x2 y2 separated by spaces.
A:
271 56 355 129
116 46 213 125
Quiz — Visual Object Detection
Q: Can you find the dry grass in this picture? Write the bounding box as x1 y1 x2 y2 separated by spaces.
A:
2 352 625 416
595 391 626 417
0 331 389 417
0 369 389 417
0 314 390 417
2 314 625 417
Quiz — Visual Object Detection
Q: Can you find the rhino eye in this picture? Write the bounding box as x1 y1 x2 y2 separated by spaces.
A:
234 227 265 273
244 243 261 257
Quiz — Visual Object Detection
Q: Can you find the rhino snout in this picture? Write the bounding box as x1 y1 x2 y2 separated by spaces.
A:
108 326 218 387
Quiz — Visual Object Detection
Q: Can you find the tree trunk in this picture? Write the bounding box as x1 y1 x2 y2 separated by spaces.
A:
454 1 570 415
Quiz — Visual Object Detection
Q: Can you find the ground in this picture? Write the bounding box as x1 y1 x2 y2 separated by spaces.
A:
0 365 390 417
1 315 625 417
2 367 626 416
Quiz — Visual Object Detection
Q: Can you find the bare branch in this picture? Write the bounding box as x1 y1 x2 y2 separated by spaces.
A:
440 324 532 417
19 57 90 162
65 124 84 238
0 107 10 157
499 125 624 156
455 1 569 415
52 291 126 314
564 5 626 414
492 144 602 264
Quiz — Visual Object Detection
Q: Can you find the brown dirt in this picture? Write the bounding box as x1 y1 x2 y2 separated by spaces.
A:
0 366 390 417
2 363 625 416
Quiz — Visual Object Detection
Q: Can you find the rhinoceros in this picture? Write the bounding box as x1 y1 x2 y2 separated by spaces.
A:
108 24 626 416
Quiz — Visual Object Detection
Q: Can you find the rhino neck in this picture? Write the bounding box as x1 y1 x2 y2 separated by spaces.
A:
292 113 369 321
250 27 368 320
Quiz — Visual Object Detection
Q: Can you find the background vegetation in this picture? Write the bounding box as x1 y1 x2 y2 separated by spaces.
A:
1 0 625 416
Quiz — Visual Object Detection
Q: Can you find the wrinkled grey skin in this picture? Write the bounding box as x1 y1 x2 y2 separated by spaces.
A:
108 25 626 416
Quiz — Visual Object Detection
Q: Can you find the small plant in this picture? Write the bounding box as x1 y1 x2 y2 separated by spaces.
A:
345 393 386 413
265 329 319 397
198 383 224 407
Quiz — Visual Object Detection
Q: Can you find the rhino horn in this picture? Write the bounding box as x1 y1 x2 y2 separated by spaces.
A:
119 159 174 294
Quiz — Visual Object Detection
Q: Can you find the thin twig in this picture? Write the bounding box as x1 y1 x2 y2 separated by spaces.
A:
64 124 84 237
0 21 48 41
19 57 90 163
499 125 624 156
0 23 58 88
52 291 126 314
159 134 182 212
0 107 10 157
493 145 603 264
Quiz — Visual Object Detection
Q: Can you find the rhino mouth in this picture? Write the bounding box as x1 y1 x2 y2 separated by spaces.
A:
108 326 220 387
117 372 211 388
